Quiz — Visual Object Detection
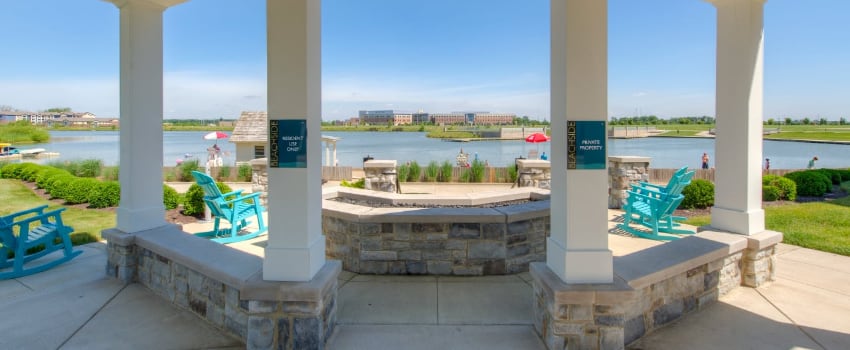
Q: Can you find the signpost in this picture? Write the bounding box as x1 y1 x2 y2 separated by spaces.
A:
269 119 308 168
567 120 606 170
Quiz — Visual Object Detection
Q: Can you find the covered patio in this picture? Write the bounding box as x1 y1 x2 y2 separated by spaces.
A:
89 0 782 349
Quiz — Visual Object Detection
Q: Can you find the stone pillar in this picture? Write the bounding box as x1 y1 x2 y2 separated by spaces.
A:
109 0 185 233
250 158 268 207
607 156 650 209
708 0 766 235
548 0 613 284
263 0 326 282
516 159 551 189
363 160 397 192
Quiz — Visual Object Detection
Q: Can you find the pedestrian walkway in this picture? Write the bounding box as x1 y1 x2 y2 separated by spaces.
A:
2 215 849 349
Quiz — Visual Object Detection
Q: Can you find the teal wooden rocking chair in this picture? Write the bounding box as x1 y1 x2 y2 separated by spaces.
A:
1 205 82 279
190 171 268 244
618 167 696 240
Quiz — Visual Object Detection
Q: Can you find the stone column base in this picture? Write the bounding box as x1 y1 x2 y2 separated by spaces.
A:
103 224 340 349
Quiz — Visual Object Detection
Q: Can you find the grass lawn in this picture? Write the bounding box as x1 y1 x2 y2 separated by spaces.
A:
765 131 850 142
684 191 850 256
0 179 113 245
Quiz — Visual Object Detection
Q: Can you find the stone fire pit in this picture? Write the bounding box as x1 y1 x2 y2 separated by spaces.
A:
322 187 551 276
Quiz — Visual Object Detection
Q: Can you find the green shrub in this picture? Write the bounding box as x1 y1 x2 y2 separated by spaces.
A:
680 179 715 209
163 184 179 210
784 171 831 197
762 185 780 201
424 161 439 182
439 160 454 182
238 164 253 182
88 181 120 208
76 159 103 178
508 164 518 183
470 159 485 183
397 163 410 183
3 163 26 179
183 184 206 216
837 169 850 182
178 159 200 182
0 163 20 178
460 169 471 183
815 169 842 185
217 165 231 181
183 181 233 216
762 175 797 201
19 163 46 182
46 174 77 200
65 178 100 204
102 166 120 181
340 178 366 189
36 168 71 189
408 161 421 182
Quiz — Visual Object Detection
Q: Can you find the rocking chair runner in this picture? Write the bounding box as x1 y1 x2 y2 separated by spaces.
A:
0 205 82 279
190 171 268 244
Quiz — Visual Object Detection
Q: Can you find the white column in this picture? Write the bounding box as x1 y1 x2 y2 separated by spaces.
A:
708 0 766 235
264 0 325 281
332 142 337 166
548 0 613 284
325 141 330 166
110 0 185 233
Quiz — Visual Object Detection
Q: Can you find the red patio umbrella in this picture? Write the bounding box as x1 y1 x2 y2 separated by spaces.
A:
524 132 550 158
203 131 228 141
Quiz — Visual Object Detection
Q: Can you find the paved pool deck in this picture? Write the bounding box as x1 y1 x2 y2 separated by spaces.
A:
2 185 849 349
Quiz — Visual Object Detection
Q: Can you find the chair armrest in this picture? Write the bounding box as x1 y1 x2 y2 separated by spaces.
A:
222 192 261 205
221 190 245 198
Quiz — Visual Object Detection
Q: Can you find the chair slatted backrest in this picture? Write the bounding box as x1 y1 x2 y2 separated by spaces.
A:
668 170 695 197
190 171 229 217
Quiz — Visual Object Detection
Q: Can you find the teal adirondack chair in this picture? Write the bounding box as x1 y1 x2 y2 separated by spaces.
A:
0 205 82 279
618 166 696 240
190 171 267 244
630 166 691 199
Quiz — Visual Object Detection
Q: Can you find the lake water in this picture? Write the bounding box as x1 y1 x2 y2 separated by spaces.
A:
22 130 850 170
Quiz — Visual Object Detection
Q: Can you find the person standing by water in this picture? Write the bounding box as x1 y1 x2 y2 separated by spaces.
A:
764 158 770 172
701 152 710 169
807 156 818 169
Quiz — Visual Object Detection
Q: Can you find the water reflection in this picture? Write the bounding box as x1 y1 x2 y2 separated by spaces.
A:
25 130 850 169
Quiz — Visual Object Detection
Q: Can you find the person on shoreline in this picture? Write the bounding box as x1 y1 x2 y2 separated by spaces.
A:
701 152 710 169
807 156 818 169
764 158 770 172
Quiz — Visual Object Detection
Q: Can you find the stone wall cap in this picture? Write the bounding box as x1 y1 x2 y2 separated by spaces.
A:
516 159 551 168
745 230 784 250
608 156 651 163
249 158 267 166
363 160 397 168
530 263 635 305
241 261 341 302
614 232 747 289
102 227 138 245
134 225 263 288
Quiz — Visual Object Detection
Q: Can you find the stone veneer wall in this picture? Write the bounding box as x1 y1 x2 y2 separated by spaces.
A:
322 193 551 276
516 159 552 189
104 226 340 350
530 230 782 349
608 156 650 209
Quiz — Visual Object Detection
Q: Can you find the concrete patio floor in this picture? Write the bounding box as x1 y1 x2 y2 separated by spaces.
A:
2 204 849 349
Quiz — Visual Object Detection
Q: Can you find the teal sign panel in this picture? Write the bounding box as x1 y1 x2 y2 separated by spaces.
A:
567 120 606 169
269 119 307 168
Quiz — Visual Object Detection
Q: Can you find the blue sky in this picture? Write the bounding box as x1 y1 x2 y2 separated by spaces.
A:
1 0 848 121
